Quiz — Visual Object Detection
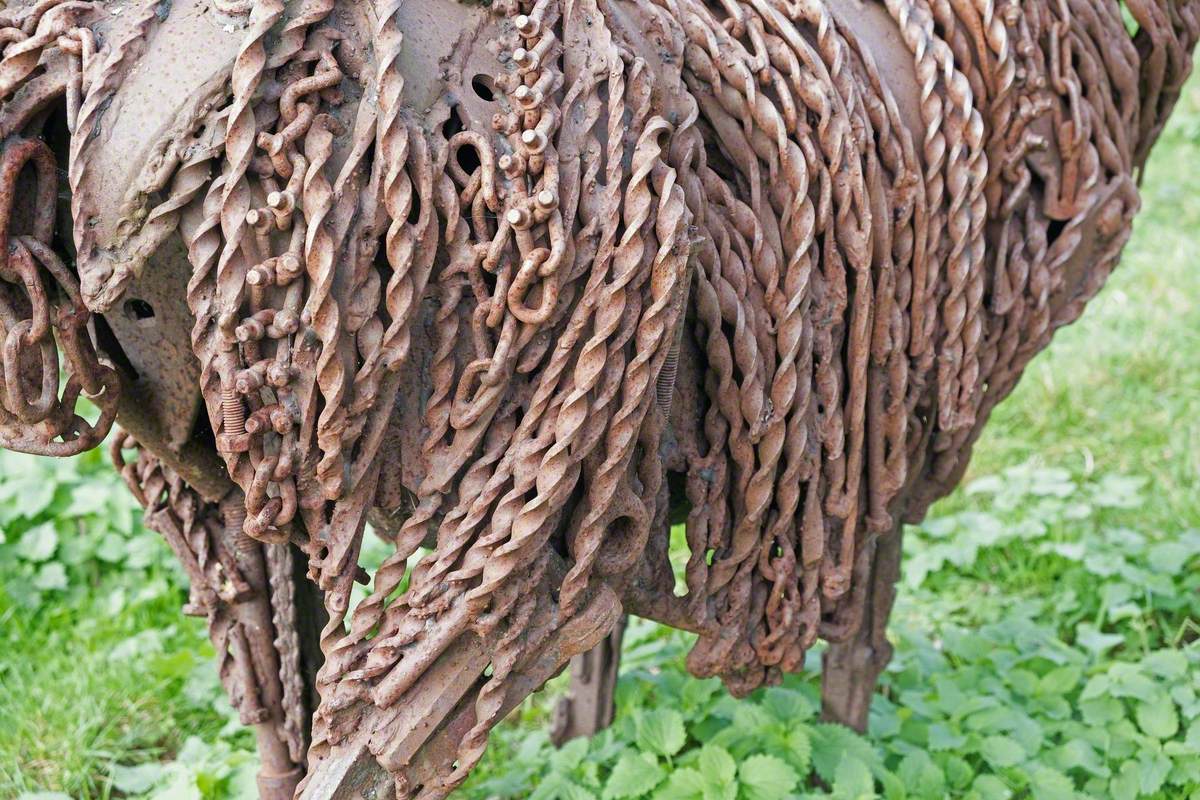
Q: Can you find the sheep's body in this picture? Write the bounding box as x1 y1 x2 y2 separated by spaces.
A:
0 0 1194 797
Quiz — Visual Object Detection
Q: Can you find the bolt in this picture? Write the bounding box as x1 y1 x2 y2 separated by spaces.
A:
266 361 293 388
506 207 531 229
235 367 265 395
514 13 539 36
498 153 525 178
267 190 294 213
521 128 547 154
278 253 303 283
222 383 246 437
513 47 539 72
235 318 265 342
514 85 543 110
221 494 254 556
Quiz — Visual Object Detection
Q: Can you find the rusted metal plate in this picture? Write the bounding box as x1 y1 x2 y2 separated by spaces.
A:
104 235 203 449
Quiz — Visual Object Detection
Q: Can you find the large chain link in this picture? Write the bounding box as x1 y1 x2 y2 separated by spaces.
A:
0 133 119 455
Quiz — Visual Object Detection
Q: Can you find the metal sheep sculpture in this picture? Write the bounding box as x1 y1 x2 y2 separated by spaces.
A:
0 0 1194 796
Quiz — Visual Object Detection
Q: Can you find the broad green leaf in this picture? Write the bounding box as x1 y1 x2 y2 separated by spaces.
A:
681 678 721 712
932 674 969 713
148 769 204 800
15 521 57 562
553 738 590 771
1079 675 1110 701
1186 719 1200 750
703 781 736 800
731 703 775 734
653 767 705 800
965 475 1004 495
761 687 812 722
831 755 874 800
1108 761 1140 800
1007 669 1041 697
1075 624 1124 656
739 754 799 800
970 775 1012 800
12 478 56 519
965 707 1025 735
225 760 259 799
927 723 967 751
1108 664 1159 701
1050 739 1106 778
636 710 687 758
95 532 128 563
1172 683 1200 720
878 771 906 800
63 482 112 517
1165 752 1200 783
942 754 973 791
696 745 736 786
811 723 880 783
1141 649 1188 679
533 773 597 800
1079 696 1124 726
125 533 164 569
1038 666 1081 696
532 773 572 800
1092 475 1145 508
1136 694 1180 739
604 753 664 800
1136 751 1171 794
979 736 1025 769
1027 766 1074 800
785 727 812 774
1030 468 1075 497
57 533 97 566
33 561 67 591
897 751 944 797
112 762 169 793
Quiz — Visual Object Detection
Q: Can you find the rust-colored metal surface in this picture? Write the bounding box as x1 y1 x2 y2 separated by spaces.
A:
0 0 1196 797
111 432 316 797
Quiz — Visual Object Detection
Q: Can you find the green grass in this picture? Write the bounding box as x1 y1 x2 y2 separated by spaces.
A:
0 592 229 796
5 80 1200 800
0 450 252 799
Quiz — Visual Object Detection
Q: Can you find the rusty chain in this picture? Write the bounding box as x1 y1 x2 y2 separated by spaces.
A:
0 126 119 456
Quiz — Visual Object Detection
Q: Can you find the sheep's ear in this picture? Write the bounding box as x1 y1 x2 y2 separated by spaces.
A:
72 0 241 315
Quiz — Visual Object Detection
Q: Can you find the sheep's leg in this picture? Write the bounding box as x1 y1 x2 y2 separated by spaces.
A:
290 546 329 734
551 615 626 745
230 537 306 799
113 435 310 798
138 495 307 798
820 524 904 733
261 541 327 788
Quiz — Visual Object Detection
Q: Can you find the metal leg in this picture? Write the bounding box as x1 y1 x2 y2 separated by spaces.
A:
820 525 904 733
551 615 626 745
111 436 311 798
